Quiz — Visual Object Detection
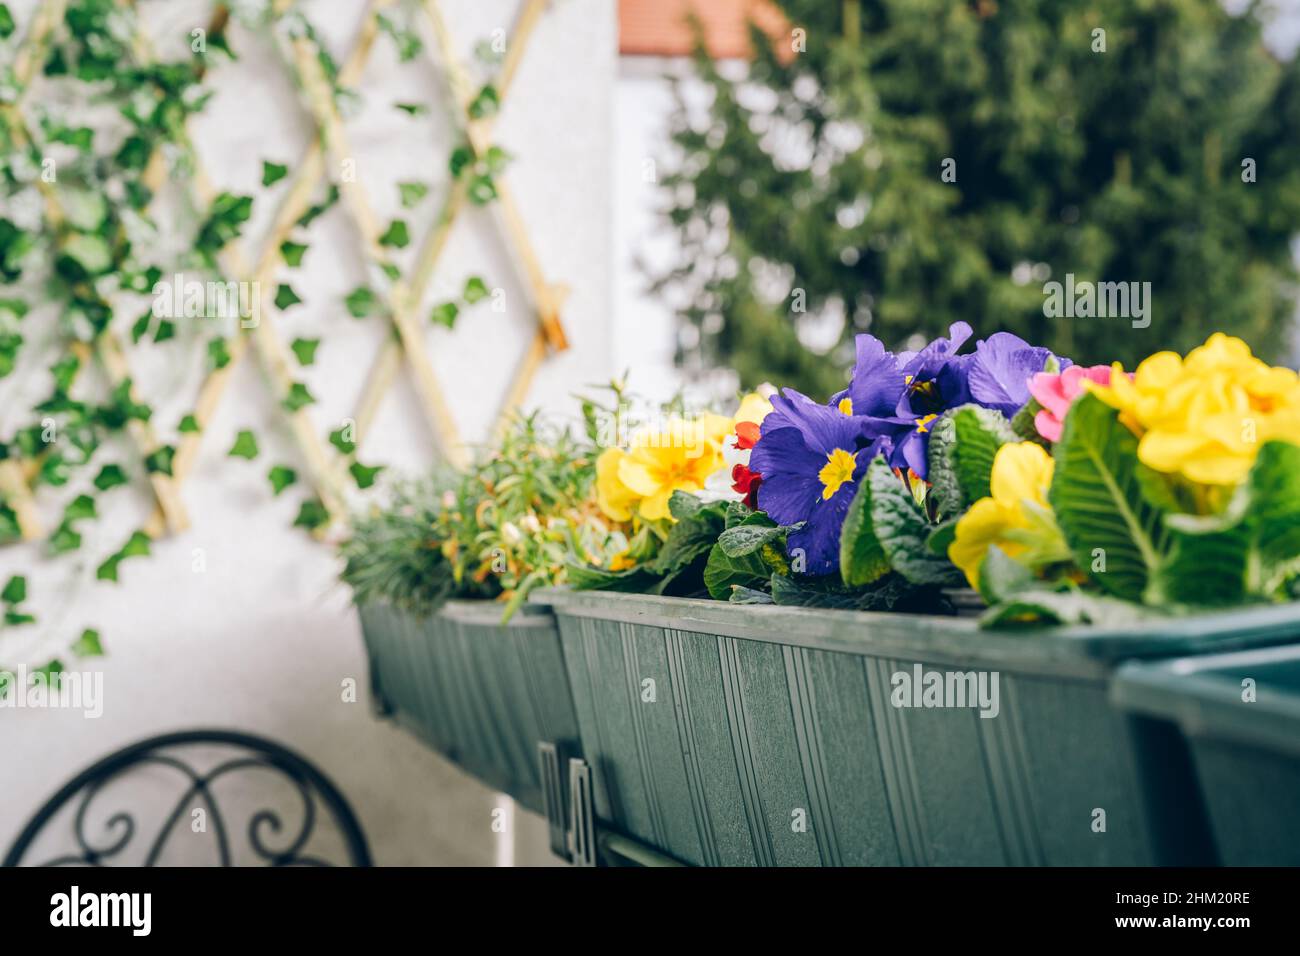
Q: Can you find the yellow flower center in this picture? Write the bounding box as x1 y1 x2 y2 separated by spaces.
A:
838 397 853 415
915 413 938 433
818 448 857 500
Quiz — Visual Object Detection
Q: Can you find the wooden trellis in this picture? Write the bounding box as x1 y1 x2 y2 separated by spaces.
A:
1 0 570 545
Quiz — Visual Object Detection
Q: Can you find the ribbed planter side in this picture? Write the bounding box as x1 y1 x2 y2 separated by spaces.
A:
539 590 1300 867
1114 643 1300 866
359 601 581 815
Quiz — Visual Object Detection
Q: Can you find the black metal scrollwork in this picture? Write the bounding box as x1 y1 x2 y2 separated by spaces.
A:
3 729 372 867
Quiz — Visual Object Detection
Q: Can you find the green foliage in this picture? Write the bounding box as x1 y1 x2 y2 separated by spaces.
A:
261 160 288 186
228 429 259 460
927 406 1018 521
342 414 627 619
290 337 320 366
1048 393 1170 603
657 0 1300 396
268 465 297 495
344 286 378 318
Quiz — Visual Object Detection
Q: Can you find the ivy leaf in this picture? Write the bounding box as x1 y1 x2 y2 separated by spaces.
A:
430 302 459 328
94 463 129 491
207 337 232 370
290 337 320 366
153 319 176 343
378 219 410 249
398 181 428 208
49 523 82 555
197 192 254 259
72 629 104 657
274 283 303 311
96 531 152 583
349 461 384 489
64 494 97 523
463 276 489 304
293 498 330 531
1049 393 1170 603
394 101 429 117
483 145 511 176
58 233 113 277
329 426 356 455
2 574 26 604
178 413 200 434
268 465 297 496
344 286 378 318
0 5 14 40
468 84 500 119
282 382 315 412
380 262 400 282
261 160 288 186
229 429 259 460
449 145 475 178
51 354 80 392
467 175 497 205
296 185 339 229
280 240 308 267
146 444 176 476
377 12 422 61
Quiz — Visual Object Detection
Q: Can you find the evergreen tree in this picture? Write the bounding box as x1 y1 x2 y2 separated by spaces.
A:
654 0 1300 398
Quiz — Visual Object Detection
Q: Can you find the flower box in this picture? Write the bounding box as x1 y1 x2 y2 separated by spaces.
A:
1113 643 1300 866
359 600 582 818
537 589 1300 866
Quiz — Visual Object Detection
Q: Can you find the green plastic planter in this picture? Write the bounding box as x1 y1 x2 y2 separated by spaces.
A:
1113 643 1300 866
359 600 581 816
537 589 1300 866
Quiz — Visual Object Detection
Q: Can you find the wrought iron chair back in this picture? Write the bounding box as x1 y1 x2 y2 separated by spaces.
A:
4 730 371 867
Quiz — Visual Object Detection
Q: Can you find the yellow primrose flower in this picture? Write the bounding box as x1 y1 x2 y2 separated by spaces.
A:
1088 334 1300 487
949 442 1067 589
733 391 774 429
617 420 725 521
595 447 638 522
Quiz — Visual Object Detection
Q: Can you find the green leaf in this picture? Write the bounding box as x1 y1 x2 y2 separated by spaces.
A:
1158 440 1300 605
229 429 259 460
274 283 302 311
49 523 82 555
290 337 320 366
145 445 176 476
0 5 14 39
261 160 288 186
463 275 489 304
72 628 104 657
64 494 97 523
703 542 770 599
59 233 113 276
349 461 384 489
467 174 497 205
449 145 474 178
565 562 658 593
268 465 297 495
94 464 129 491
468 84 499 119
394 101 429 117
294 498 330 531
178 413 200 433
379 219 409 248
1048 393 1170 603
280 240 308 267
980 585 1157 630
153 319 176 343
197 193 254 257
398 181 428 208
840 457 894 587
668 490 704 520
344 286 378 318
282 382 315 412
207 337 232 369
329 426 356 455
927 404 1019 521
717 520 782 558
296 185 339 229
2 574 26 604
976 544 1035 605
430 302 459 328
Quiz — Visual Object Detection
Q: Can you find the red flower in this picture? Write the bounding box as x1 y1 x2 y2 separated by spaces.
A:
731 463 763 509
734 420 761 451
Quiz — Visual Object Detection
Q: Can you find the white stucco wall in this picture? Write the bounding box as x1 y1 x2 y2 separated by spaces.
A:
0 0 615 865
